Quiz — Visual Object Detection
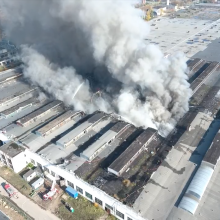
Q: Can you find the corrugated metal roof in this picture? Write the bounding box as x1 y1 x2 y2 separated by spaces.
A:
178 164 214 215
80 129 117 160
187 165 213 199
178 196 198 214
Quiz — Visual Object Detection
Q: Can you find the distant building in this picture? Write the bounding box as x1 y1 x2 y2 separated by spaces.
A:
166 4 178 10
153 6 167 15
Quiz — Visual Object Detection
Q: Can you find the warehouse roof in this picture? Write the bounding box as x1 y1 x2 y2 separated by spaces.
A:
200 86 220 115
36 110 83 136
56 112 107 147
80 129 117 161
203 129 220 165
187 58 203 71
23 168 35 178
0 87 36 106
178 164 214 214
0 70 22 84
190 62 219 92
0 141 25 158
0 98 35 117
110 121 129 134
80 122 130 161
16 100 62 126
108 128 156 173
87 112 106 123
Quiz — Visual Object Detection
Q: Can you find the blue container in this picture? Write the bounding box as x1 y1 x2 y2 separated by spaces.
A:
66 186 78 199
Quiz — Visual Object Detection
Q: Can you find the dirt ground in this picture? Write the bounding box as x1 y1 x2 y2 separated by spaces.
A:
31 179 64 213
0 166 115 220
0 166 62 212
0 201 24 220
56 194 115 220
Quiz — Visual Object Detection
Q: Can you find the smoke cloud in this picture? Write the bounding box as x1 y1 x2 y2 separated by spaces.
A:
0 0 192 136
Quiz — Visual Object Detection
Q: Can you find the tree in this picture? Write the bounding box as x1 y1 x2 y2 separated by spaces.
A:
146 10 151 20
146 7 152 21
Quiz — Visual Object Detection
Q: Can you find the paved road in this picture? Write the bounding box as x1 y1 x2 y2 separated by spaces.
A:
0 176 60 220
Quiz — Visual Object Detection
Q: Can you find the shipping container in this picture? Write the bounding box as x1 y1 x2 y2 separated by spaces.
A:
66 186 78 199
31 177 44 190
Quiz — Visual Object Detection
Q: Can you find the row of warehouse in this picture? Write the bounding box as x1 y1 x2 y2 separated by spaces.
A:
188 59 219 95
0 90 159 177
0 139 146 220
177 60 220 214
0 60 219 220
178 128 220 214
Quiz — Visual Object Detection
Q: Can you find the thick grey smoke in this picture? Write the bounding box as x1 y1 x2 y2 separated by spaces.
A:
0 0 192 136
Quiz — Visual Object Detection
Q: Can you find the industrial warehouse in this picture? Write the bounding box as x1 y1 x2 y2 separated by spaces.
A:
0 56 220 220
1 1 220 219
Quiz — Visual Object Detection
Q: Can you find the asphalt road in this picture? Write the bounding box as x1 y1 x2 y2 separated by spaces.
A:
0 176 60 220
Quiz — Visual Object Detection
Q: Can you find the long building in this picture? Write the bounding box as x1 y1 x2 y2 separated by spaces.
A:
56 112 107 148
35 110 83 137
16 100 62 127
0 71 22 84
0 98 35 118
0 87 36 106
80 122 130 161
108 128 157 176
203 130 220 168
178 128 220 215
0 59 220 220
190 61 219 94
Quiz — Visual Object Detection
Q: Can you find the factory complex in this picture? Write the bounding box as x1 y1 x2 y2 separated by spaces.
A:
0 56 219 220
1 4 220 220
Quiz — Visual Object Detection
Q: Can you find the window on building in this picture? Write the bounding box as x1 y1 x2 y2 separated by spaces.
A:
85 192 92 200
76 186 83 194
67 181 74 188
7 158 12 164
127 217 133 220
31 159 35 165
3 160 7 165
2 155 6 160
44 167 49 173
95 197 103 206
116 210 124 219
9 164 13 169
105 203 113 211
51 171 56 177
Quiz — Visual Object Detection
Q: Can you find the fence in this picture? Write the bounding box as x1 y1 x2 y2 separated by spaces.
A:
0 194 34 220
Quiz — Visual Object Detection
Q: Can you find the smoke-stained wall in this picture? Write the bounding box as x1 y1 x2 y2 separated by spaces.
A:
0 0 192 136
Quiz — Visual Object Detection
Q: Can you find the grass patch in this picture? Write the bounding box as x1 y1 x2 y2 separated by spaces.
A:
57 194 106 220
0 166 32 197
0 166 117 220
26 163 34 169
106 215 117 220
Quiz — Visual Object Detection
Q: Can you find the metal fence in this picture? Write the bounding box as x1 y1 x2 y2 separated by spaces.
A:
0 194 34 220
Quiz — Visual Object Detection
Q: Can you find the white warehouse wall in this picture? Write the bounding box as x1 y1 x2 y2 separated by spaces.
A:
12 151 29 173
25 149 145 220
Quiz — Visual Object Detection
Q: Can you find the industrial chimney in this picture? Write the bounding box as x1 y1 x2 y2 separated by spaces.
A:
167 0 170 5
